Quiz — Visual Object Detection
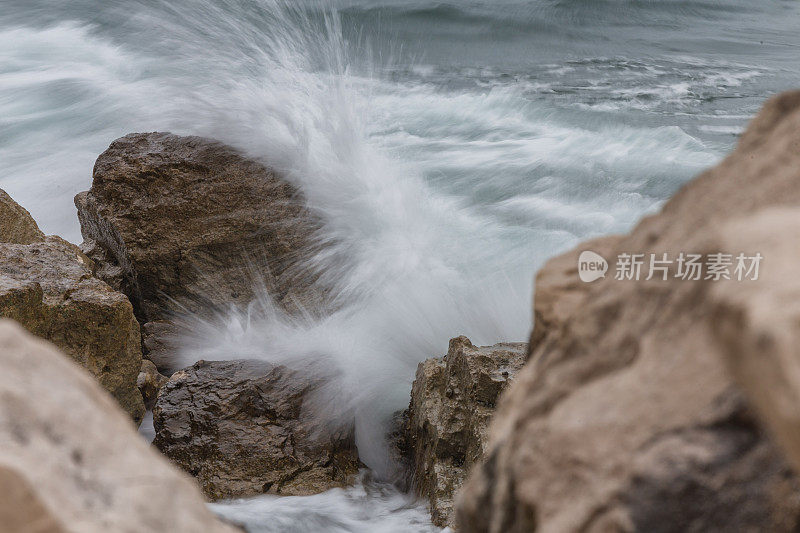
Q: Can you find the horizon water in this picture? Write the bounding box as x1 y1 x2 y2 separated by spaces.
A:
2 1 800 531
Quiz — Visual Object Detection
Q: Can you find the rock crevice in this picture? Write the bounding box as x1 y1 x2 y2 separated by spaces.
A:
0 190 145 422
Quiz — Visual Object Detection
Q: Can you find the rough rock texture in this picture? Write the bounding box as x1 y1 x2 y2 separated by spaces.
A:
138 359 168 410
74 132 326 329
0 320 240 533
141 319 180 372
406 337 526 528
81 238 125 292
0 235 145 423
0 188 45 245
457 91 800 532
153 359 359 500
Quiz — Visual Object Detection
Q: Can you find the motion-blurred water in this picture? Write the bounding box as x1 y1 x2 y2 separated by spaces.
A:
2 1 799 530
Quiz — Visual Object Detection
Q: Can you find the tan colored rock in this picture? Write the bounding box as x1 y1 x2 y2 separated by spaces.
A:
0 188 45 245
0 319 240 533
0 465 69 533
710 209 800 478
405 337 526 528
138 359 168 410
527 234 623 356
457 90 800 532
0 236 144 423
153 359 359 500
74 132 327 327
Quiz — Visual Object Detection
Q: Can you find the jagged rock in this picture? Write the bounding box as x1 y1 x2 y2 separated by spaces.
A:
0 320 240 533
153 359 359 500
0 235 145 423
74 132 327 329
457 91 800 532
138 359 169 410
0 188 45 245
405 336 526 528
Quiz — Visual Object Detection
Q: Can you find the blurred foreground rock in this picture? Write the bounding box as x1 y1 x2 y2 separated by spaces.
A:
153 359 359 499
457 91 800 532
712 209 800 480
0 320 239 533
405 337 526 528
0 189 144 423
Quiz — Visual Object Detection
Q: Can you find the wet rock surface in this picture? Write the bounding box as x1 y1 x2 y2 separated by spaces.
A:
405 336 526 528
153 359 360 500
75 132 327 326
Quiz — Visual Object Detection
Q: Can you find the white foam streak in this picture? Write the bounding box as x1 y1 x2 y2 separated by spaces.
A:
0 0 723 477
211 472 441 533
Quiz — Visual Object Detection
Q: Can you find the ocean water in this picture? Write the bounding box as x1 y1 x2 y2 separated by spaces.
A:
2 1 799 531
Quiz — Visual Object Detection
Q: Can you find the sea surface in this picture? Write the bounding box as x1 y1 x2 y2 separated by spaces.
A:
2 1 799 531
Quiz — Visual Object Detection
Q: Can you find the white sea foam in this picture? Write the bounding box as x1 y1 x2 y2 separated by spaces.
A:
0 23 170 240
5 0 783 529
211 472 442 533
0 2 726 478
144 2 723 478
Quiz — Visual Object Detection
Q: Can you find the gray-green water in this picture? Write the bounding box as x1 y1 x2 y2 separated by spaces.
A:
2 1 799 531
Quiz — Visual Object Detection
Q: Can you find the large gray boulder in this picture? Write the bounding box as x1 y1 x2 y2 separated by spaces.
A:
75 133 327 328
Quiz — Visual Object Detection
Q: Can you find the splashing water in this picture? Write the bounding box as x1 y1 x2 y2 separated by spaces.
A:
210 472 442 533
126 0 705 475
92 1 540 474
3 0 800 529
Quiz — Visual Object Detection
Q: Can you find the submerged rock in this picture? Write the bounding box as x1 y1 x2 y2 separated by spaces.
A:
0 320 239 533
75 132 327 329
153 359 359 500
457 91 800 531
0 188 45 245
0 192 144 423
406 336 526 528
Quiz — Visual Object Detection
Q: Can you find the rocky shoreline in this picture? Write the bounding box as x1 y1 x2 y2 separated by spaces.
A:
456 90 800 531
3 91 800 531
